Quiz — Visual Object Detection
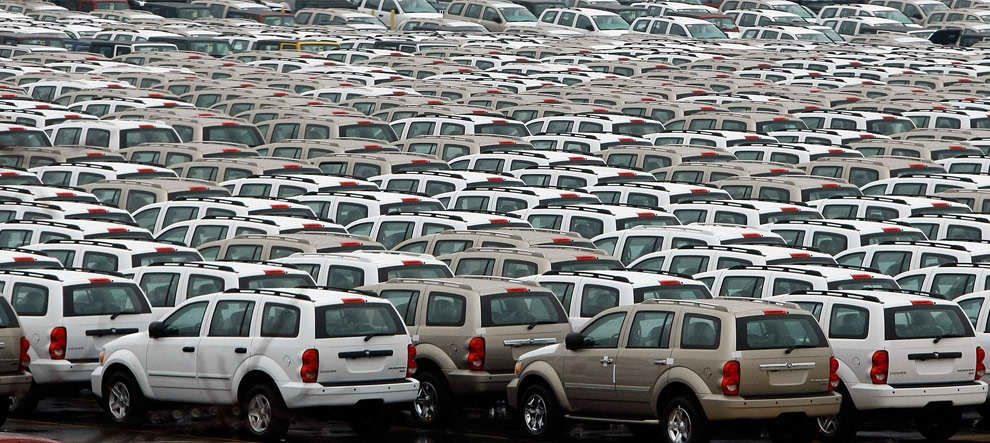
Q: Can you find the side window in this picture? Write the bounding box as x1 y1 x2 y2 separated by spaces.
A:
260 303 300 338
161 301 208 337
719 276 765 298
381 290 419 326
326 266 364 289
593 237 618 255
465 4 482 18
811 232 848 256
580 285 619 318
541 10 557 23
681 314 720 349
125 190 156 212
82 252 118 273
84 129 111 148
579 311 625 348
959 297 983 327
795 302 823 320
897 274 925 291
455 258 494 276
11 283 48 316
542 282 574 313
140 272 180 308
772 278 814 296
503 260 538 278
208 300 255 337
187 274 225 298
829 304 868 339
426 292 466 326
627 311 674 348
575 14 593 30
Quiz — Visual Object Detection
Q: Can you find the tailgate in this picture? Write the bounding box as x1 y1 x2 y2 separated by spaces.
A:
314 301 410 384
66 314 151 361
479 290 571 373
0 327 19 373
884 303 976 385
736 313 831 396
484 323 570 373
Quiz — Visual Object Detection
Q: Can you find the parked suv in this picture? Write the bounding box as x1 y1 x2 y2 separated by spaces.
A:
507 297 841 440
358 277 572 427
92 287 419 440
0 295 31 425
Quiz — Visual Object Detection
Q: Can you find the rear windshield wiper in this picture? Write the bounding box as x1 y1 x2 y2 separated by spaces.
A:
933 334 964 344
784 344 819 354
110 310 140 320
527 320 558 330
363 332 396 342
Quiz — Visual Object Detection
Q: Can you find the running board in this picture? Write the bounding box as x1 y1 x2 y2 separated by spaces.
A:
564 415 659 425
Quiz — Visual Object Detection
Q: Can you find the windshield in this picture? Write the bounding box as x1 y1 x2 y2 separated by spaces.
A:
705 16 736 31
240 273 315 289
131 251 201 267
315 303 405 338
0 130 51 148
177 7 212 19
772 3 813 18
796 33 830 42
481 292 566 327
593 15 629 30
756 120 807 133
63 283 151 317
875 9 912 24
120 128 180 148
920 2 948 14
188 40 232 57
885 304 972 340
204 126 264 147
736 314 826 350
399 0 438 13
503 6 537 22
378 264 452 282
634 285 711 301
866 119 915 135
263 15 296 26
686 23 727 39
339 124 398 142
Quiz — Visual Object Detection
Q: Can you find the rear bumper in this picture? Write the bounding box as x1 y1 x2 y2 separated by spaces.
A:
31 360 97 385
281 378 419 409
700 392 842 421
848 381 988 410
0 373 33 396
445 370 514 396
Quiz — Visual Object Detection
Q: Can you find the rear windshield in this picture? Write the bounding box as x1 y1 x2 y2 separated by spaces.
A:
829 277 899 291
380 201 446 213
339 124 397 143
861 231 926 245
315 302 405 339
759 211 822 224
377 264 452 282
204 125 264 147
120 128 181 148
633 285 712 302
62 283 151 317
240 273 315 289
67 212 133 225
480 292 567 327
736 314 826 350
884 304 973 340
131 251 201 267
0 130 51 148
475 123 529 137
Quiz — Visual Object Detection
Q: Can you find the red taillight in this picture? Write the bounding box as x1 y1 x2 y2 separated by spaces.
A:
576 256 596 261
932 203 950 208
660 280 681 286
763 310 787 315
870 350 888 384
106 228 127 233
340 242 361 247
407 344 417 377
12 257 34 262
507 287 528 293
911 300 934 305
978 347 986 381
742 233 762 238
341 298 365 304
155 247 175 253
264 270 286 275
487 177 505 182
822 183 839 188
637 212 655 218
489 219 508 224
89 278 111 284
781 207 799 212
691 189 709 194
189 186 208 191
829 357 839 391
270 204 289 209
402 260 423 266
49 327 66 360
301 349 319 383
790 253 810 258
851 274 871 280
467 337 485 371
19 337 29 371
88 209 108 214
722 361 740 396
552 238 572 243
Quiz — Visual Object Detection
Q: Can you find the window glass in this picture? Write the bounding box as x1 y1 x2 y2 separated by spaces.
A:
871 251 911 275
570 216 604 238
921 253 956 268
11 283 47 316
187 274 224 298
580 312 625 348
681 314 720 349
627 311 674 348
260 303 299 337
717 257 751 269
829 304 868 339
455 258 494 276
140 272 180 308
336 203 369 226
528 214 562 230
772 278 813 296
326 266 364 289
82 252 118 273
811 232 847 256
719 276 764 298
931 273 976 299
503 260 538 278
125 191 156 212
190 225 227 247
669 255 709 276
959 297 983 327
426 293 465 326
622 236 661 264
381 289 419 326
208 300 255 337
714 211 747 225
376 221 413 248
580 285 619 317
796 302 823 320
161 301 208 337
946 225 981 241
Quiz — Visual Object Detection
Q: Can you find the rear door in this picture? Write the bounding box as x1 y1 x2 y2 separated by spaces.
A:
63 281 153 362
883 302 976 385
735 312 832 396
613 309 675 417
314 300 410 384
197 297 257 403
481 290 570 371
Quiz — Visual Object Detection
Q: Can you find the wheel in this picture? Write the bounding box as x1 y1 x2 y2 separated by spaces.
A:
9 384 41 416
817 389 858 442
518 383 562 440
660 395 709 443
916 407 961 442
411 370 452 427
241 384 290 442
102 371 145 426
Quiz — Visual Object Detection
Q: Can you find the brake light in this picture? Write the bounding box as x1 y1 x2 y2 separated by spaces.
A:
882 116 896 120
106 228 127 233
909 164 926 169
49 327 66 360
911 300 934 305
155 247 175 253
402 260 423 266
575 256 596 261
407 344 417 377
744 136 760 140
12 257 34 262
870 350 888 384
637 212 655 218
88 208 107 214
270 204 289 209
660 280 681 286
742 233 762 238
487 177 505 182
340 242 361 247
189 186 208 191
701 152 717 157
552 238 572 243
949 146 965 151
781 207 799 212
882 227 902 233
300 349 319 383
507 287 528 293
221 122 238 127
829 357 839 391
89 278 111 284
851 274 871 280
264 270 286 275
790 253 810 258
341 298 365 304
618 172 636 177
0 173 15 177
138 124 155 129
932 203 950 208
763 310 787 315
978 347 986 381
356 121 372 125
8 127 24 132
722 361 740 396
339 181 357 187
860 134 875 139
19 337 29 372
691 189 709 194
86 153 104 157
467 337 485 371
821 183 840 188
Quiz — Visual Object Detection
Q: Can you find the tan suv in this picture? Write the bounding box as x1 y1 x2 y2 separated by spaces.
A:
507 298 841 441
0 296 32 425
358 277 572 427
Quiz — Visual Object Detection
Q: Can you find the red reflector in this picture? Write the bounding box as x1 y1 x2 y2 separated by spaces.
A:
911 300 934 305
342 298 365 304
742 233 762 238
781 207 799 212
575 256 596 261
88 209 108 214
12 257 34 262
763 310 787 315
851 274 871 280
89 278 111 284
264 270 286 275
506 287 528 293
790 253 810 258
402 260 423 266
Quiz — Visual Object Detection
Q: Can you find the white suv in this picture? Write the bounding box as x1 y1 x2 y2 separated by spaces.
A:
92 288 418 440
772 290 987 441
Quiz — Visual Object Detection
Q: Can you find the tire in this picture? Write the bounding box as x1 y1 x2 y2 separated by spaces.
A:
241 384 290 442
9 384 41 416
518 383 562 440
102 371 146 426
817 390 858 443
917 407 961 442
660 395 709 443
411 370 452 427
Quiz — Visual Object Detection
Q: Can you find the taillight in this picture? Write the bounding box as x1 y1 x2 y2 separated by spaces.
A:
721 361 740 396
977 347 986 381
300 349 318 383
49 327 66 360
829 357 839 391
407 344 417 378
870 350 888 384
19 337 29 371
467 337 485 371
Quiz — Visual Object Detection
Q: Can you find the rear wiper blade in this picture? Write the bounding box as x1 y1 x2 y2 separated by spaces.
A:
363 332 395 342
784 344 818 354
527 321 555 330
933 334 963 344
110 310 139 320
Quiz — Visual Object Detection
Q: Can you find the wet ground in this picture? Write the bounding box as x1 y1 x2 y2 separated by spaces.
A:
5 396 990 442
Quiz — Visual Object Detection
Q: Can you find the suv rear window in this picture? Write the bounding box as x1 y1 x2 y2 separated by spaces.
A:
377 264 452 282
62 283 151 317
633 285 711 302
131 251 201 267
240 273 315 289
315 302 405 338
885 304 973 340
736 314 826 350
481 292 566 327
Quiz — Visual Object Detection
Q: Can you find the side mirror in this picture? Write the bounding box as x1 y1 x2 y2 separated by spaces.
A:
565 332 585 350
148 321 166 339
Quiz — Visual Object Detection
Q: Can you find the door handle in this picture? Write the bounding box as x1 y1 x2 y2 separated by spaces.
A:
600 356 614 367
235 347 247 354
182 346 195 353
654 358 673 366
